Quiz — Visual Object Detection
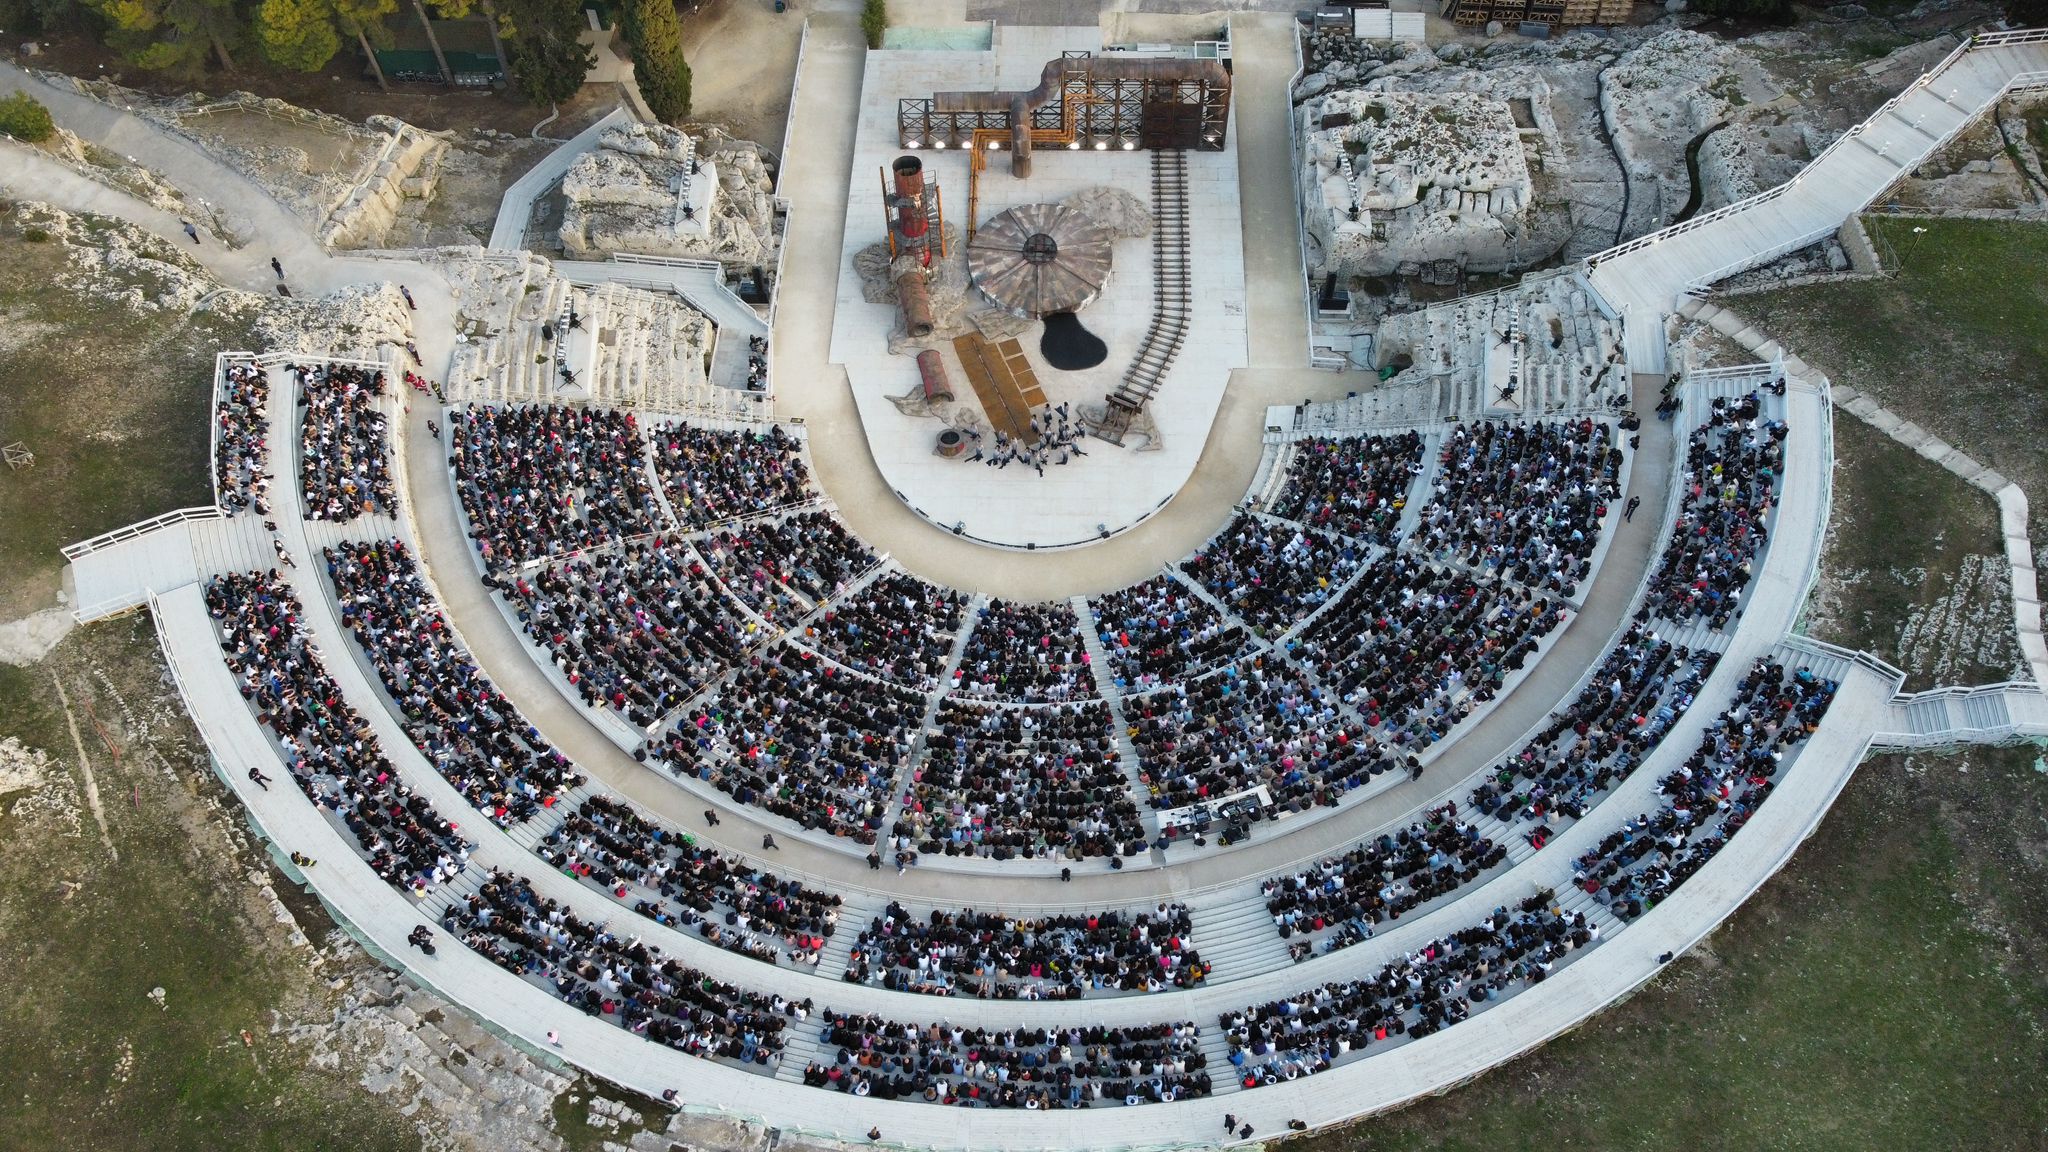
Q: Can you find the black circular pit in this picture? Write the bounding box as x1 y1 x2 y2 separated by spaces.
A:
1021 232 1060 265
1040 311 1108 371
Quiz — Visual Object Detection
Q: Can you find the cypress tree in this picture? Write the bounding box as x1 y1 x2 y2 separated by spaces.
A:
620 0 691 123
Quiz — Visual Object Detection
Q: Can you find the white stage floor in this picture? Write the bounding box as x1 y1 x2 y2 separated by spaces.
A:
829 26 1249 551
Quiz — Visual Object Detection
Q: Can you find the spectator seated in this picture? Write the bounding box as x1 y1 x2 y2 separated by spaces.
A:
1470 624 1716 833
1223 894 1595 1088
293 362 394 522
1263 802 1508 959
1126 655 1379 814
1267 431 1426 545
1641 390 1786 629
204 571 471 894
1410 419 1622 598
443 867 802 1069
214 359 271 516
1293 554 1566 754
661 644 917 842
843 901 1206 998
1088 575 1256 692
541 793 841 966
897 699 1144 862
796 571 964 690
1572 656 1836 921
952 599 1092 703
652 421 813 528
450 404 663 571
325 539 584 825
507 538 752 731
698 510 878 625
1181 513 1366 637
805 1013 1210 1107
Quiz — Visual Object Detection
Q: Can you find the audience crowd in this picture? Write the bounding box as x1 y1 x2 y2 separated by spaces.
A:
1263 802 1507 960
1470 624 1714 833
1293 554 1564 754
896 699 1144 862
204 571 471 894
698 510 878 625
951 599 1092 702
1127 656 1377 814
805 1014 1210 1107
541 794 840 967
663 644 917 842
1088 574 1256 692
1182 514 1366 636
844 901 1206 998
1267 431 1426 545
1641 391 1786 629
294 362 395 522
1573 656 1836 920
325 540 584 825
799 571 965 690
507 539 752 731
1223 895 1596 1087
1409 419 1622 598
450 404 663 570
652 421 812 529
445 868 802 1069
214 359 271 516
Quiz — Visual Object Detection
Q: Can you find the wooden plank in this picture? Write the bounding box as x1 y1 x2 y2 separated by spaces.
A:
951 333 1039 444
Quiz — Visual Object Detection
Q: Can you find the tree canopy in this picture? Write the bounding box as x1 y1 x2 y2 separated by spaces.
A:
619 0 690 122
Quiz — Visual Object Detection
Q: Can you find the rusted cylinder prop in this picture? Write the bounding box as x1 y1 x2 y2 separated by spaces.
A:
891 155 929 248
1010 97 1033 178
915 348 954 403
935 428 967 458
896 269 935 338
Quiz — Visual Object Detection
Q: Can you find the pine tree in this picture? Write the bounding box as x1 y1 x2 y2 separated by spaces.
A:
332 0 399 90
257 0 343 71
86 0 244 73
619 0 690 123
495 0 592 106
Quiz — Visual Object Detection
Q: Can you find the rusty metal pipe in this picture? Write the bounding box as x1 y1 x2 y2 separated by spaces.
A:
896 269 935 338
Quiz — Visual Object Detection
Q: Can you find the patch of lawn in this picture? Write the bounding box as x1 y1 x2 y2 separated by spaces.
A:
1733 217 2048 540
1287 745 2048 1152
0 216 256 618
0 623 416 1152
1809 416 2020 688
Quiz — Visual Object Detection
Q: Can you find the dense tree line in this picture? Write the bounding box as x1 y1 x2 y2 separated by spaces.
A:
0 0 617 106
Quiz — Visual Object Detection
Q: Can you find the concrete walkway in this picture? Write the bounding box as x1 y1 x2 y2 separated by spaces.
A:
1589 30 2048 370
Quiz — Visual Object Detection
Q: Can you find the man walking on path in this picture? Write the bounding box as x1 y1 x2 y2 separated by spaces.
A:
181 219 200 244
1624 495 1641 523
271 256 284 279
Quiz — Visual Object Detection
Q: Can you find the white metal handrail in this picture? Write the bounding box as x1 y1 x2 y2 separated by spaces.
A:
1591 30 2048 273
61 505 222 560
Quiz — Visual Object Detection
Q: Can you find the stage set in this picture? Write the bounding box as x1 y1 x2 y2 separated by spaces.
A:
829 26 1247 550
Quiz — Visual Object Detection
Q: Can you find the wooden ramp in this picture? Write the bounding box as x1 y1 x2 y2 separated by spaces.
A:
952 333 1045 444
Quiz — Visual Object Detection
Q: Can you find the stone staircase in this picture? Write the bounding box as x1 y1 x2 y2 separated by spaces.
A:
1189 892 1296 983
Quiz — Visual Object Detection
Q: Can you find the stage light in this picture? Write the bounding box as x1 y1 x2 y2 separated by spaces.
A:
932 140 947 149
1122 141 1135 150
988 139 1003 150
1068 141 1079 149
1094 141 1107 150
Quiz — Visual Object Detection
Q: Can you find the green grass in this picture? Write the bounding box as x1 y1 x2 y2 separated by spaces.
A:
1287 746 2048 1152
1811 417 2017 688
0 209 255 618
1733 217 2048 540
0 624 416 1152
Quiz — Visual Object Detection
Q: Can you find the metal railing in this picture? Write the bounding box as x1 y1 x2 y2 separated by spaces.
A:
61 505 222 560
1594 29 2048 284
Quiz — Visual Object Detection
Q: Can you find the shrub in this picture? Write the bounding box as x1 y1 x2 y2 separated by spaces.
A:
861 0 887 49
0 91 55 144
